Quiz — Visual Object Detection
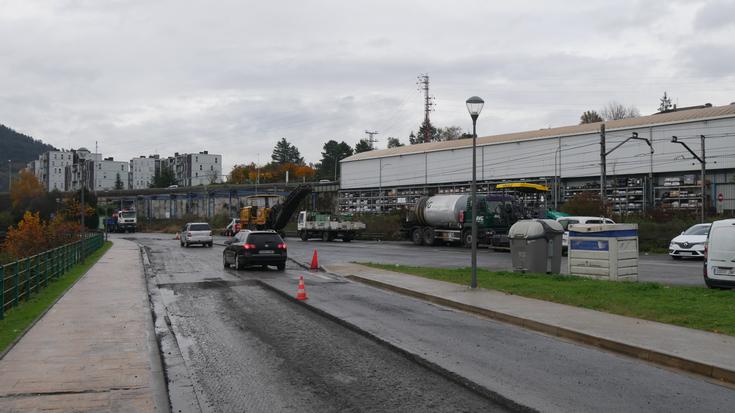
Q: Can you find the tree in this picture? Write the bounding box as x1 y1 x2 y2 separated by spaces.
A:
151 165 176 188
229 165 248 184
3 211 48 258
437 126 463 141
600 101 640 121
354 139 374 153
10 168 45 211
580 110 603 124
386 137 404 148
271 138 304 165
317 140 354 180
659 91 673 112
408 132 420 145
417 119 439 143
114 173 124 190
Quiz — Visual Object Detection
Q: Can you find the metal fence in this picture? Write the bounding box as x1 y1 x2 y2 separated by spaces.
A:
0 233 105 320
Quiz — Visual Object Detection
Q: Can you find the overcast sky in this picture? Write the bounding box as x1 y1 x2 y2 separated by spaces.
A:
1 0 734 175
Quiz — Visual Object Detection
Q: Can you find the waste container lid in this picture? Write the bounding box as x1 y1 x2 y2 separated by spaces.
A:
509 219 564 240
569 223 638 235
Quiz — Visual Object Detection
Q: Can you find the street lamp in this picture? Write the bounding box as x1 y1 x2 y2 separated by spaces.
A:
671 135 706 223
466 96 484 289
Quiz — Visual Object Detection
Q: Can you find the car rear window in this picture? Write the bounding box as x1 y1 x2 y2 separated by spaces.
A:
248 233 282 244
189 224 210 231
709 226 735 260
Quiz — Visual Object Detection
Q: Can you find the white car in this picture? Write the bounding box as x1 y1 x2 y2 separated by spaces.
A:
181 222 213 248
556 216 615 250
704 219 735 289
669 223 710 259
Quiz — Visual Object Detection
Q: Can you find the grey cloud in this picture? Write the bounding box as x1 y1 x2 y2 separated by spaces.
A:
694 0 735 30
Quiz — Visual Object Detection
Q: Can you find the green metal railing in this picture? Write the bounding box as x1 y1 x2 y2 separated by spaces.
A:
0 233 104 320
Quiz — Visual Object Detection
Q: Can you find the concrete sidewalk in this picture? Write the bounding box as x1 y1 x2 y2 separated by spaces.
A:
0 239 167 412
327 262 735 385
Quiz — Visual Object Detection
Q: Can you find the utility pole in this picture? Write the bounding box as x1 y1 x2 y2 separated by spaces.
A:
599 124 606 206
671 135 706 223
364 130 379 149
80 161 85 234
417 74 434 143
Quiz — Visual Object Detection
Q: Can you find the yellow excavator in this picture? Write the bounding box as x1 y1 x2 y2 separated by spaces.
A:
238 185 312 232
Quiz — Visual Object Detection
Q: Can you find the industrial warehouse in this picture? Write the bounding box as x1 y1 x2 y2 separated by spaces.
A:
339 103 735 216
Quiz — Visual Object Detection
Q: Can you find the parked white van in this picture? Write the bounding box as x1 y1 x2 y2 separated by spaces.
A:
704 219 735 289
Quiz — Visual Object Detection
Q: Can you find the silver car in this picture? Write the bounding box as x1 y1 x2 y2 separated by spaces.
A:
181 222 213 248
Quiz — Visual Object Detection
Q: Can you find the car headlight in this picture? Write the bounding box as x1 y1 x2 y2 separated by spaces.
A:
669 243 675 249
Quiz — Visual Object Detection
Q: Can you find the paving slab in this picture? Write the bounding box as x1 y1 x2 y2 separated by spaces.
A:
0 239 167 412
327 262 735 384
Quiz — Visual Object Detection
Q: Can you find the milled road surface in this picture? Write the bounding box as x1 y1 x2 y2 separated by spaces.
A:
136 234 508 412
128 233 734 412
282 238 705 286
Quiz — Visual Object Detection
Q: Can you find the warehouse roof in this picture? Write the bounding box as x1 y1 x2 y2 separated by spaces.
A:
343 103 735 162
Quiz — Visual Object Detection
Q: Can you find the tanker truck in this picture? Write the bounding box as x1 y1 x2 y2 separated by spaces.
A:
402 194 524 248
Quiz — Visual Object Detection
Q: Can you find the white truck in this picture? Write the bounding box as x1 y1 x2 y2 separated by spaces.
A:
112 209 137 233
297 211 366 242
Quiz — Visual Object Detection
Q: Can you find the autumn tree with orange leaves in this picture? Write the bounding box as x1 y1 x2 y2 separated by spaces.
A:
10 169 44 210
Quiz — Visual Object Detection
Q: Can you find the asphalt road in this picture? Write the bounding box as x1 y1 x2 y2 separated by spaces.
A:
127 233 734 412
281 238 705 286
134 233 508 412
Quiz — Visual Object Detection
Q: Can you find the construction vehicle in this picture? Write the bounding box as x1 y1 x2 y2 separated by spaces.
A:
403 193 525 248
108 209 137 233
297 211 366 242
236 185 313 234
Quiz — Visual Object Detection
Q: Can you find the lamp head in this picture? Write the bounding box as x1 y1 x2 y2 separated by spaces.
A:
465 96 484 118
671 136 678 143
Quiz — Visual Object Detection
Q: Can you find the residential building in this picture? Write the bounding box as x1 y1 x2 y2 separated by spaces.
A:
130 155 159 189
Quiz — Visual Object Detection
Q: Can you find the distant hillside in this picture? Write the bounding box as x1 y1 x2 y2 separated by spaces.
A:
0 124 58 192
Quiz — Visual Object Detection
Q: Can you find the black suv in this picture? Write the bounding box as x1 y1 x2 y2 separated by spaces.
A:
223 230 287 271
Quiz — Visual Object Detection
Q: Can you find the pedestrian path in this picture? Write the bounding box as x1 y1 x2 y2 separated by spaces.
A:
0 238 166 412
326 262 735 384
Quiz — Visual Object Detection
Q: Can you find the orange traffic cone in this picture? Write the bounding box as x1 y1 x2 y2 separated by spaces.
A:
175 232 180 240
310 249 319 270
296 275 308 300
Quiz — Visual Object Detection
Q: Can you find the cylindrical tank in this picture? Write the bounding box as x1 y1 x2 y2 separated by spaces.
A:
415 194 468 227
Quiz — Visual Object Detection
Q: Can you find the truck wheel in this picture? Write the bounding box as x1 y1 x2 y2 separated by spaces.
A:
462 230 473 248
423 228 435 246
322 232 330 242
342 233 353 242
300 231 309 241
411 228 424 246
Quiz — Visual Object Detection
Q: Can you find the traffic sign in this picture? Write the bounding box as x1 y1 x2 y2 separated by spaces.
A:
718 193 724 202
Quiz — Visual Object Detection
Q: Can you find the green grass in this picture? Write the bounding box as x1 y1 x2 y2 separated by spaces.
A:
359 263 735 336
0 241 112 353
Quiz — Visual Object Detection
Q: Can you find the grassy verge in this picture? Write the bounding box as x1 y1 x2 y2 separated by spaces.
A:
359 263 735 336
0 241 113 353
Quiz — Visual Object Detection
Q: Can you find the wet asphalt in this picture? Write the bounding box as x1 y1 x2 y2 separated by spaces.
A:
282 238 705 287
128 233 734 412
135 233 508 412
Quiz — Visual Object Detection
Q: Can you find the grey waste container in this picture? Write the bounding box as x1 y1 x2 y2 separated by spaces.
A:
508 219 564 274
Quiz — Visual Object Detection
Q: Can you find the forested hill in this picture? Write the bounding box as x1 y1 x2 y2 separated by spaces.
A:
0 124 58 192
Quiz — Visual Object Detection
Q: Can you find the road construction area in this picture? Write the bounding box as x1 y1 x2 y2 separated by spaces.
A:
280 237 704 286
127 233 732 412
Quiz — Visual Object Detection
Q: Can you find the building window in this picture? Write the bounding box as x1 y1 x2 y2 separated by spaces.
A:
215 157 218 163
199 165 203 171
210 165 213 171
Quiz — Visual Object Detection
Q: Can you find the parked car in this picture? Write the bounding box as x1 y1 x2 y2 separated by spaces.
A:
222 218 241 236
222 230 287 271
703 219 735 289
556 216 615 251
181 222 213 248
669 223 711 259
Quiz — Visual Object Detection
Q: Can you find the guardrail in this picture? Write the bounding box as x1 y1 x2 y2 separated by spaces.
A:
0 233 105 320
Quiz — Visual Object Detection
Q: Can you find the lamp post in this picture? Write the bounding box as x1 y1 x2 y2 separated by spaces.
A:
466 96 484 289
671 135 706 223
